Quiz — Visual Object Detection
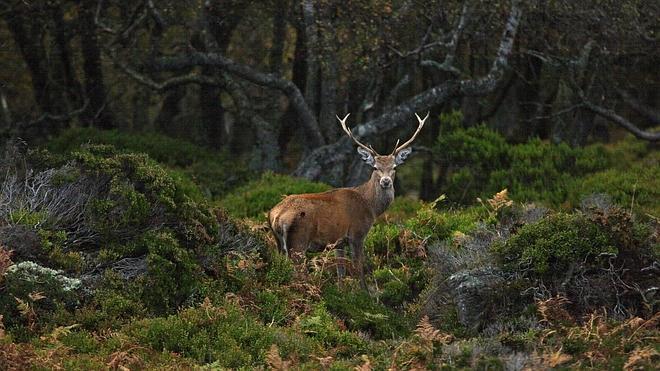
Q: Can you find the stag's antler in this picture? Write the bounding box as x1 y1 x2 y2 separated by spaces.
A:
391 112 429 155
337 113 378 155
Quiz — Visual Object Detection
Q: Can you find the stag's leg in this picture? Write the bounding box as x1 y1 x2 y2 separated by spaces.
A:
336 248 346 278
333 236 349 279
351 239 367 290
274 223 288 257
286 228 309 264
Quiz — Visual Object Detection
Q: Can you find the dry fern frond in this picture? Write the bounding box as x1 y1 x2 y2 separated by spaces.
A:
488 189 514 211
315 355 334 369
415 316 453 345
623 346 659 371
0 246 13 281
41 324 80 343
538 349 572 368
106 346 145 371
266 344 290 371
399 229 426 258
28 291 46 302
14 297 37 330
537 295 574 326
354 354 372 371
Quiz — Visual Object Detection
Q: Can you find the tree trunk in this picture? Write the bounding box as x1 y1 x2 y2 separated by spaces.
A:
318 2 339 142
51 5 83 111
154 87 186 136
4 10 56 129
79 0 115 129
201 0 248 149
278 22 307 157
270 0 288 74
302 0 320 122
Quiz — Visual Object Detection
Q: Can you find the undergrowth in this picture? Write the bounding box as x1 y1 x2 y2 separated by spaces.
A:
0 132 657 370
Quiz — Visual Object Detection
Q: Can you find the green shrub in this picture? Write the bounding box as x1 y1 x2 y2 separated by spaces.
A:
322 284 409 339
127 303 318 367
382 196 424 222
404 202 480 243
0 261 82 334
72 144 218 247
569 163 660 217
220 172 331 220
61 330 100 354
255 290 288 325
433 112 611 205
374 268 411 307
365 223 401 257
265 250 294 286
492 213 616 276
7 209 48 227
142 231 200 313
37 229 84 273
47 127 252 197
298 305 367 355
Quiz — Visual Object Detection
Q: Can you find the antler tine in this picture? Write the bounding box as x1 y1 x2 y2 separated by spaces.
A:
337 113 377 154
392 112 429 154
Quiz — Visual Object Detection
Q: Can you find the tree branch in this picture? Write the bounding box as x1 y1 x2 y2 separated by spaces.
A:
111 53 224 90
617 88 660 126
459 0 522 95
294 0 523 183
421 1 473 75
152 52 326 148
581 99 660 141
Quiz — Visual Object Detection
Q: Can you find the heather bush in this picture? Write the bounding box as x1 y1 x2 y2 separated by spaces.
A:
434 112 611 205
322 283 410 339
47 127 252 197
492 213 616 275
220 172 330 220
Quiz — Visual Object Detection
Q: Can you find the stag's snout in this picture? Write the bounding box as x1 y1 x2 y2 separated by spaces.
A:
379 176 392 189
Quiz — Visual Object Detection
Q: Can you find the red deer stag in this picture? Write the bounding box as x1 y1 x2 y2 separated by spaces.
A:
268 113 428 287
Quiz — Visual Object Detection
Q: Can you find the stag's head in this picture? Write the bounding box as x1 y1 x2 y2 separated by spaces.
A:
337 112 429 189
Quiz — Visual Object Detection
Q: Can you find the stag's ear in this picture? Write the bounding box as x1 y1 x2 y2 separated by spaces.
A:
394 147 412 165
357 147 375 166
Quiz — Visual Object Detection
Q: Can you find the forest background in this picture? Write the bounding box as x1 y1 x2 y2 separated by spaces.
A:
0 0 658 369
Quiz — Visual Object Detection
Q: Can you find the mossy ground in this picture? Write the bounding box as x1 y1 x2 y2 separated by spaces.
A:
1 131 658 370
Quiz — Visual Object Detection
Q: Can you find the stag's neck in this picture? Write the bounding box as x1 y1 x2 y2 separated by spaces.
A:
354 172 395 217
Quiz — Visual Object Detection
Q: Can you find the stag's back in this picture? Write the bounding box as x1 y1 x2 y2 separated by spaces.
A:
268 188 375 256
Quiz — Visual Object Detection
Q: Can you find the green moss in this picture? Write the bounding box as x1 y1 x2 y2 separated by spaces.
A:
492 213 616 276
220 172 331 220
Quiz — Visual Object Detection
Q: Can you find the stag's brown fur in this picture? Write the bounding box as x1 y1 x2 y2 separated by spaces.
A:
268 113 428 287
